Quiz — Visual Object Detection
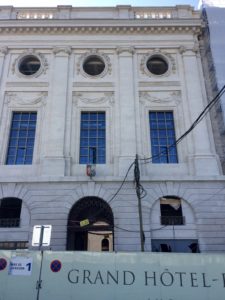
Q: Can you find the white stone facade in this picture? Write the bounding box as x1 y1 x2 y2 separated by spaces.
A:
0 5 224 253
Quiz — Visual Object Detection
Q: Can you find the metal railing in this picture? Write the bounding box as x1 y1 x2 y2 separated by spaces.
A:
0 218 20 227
160 216 185 226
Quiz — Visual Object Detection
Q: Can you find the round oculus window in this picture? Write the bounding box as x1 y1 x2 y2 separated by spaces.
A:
83 55 105 76
146 56 168 75
18 55 41 76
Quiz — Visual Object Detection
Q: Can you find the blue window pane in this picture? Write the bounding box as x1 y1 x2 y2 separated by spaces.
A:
29 122 36 129
98 156 105 164
149 111 178 164
80 139 88 147
150 120 157 129
157 112 165 120
27 139 34 146
28 130 35 137
98 130 105 138
159 130 166 137
8 148 16 156
12 121 19 129
158 120 166 129
98 121 105 128
89 139 97 147
9 139 17 147
24 157 32 164
6 157 14 164
80 156 88 164
10 130 18 138
21 113 29 120
169 156 178 163
89 122 97 129
20 124 28 131
81 130 88 138
89 130 97 137
12 113 21 121
90 113 97 120
81 113 89 121
98 148 105 156
30 113 37 121
160 138 167 146
98 113 105 120
80 112 106 164
6 112 37 165
81 121 89 129
26 148 33 156
18 139 26 147
98 139 105 147
19 130 27 137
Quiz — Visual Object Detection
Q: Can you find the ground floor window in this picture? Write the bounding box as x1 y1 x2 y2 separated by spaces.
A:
152 239 199 253
0 241 28 250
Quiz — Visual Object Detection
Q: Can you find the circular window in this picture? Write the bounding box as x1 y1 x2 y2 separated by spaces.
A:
83 55 105 76
18 55 41 76
146 55 168 75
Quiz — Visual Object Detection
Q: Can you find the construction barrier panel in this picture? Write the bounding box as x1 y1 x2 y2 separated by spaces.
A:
0 250 41 300
40 251 225 300
1 251 225 299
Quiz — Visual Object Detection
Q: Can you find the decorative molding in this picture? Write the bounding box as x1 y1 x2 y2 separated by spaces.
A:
179 42 200 55
73 92 114 106
0 25 202 36
116 47 135 55
140 49 176 77
0 46 8 56
5 92 47 107
53 46 72 56
77 49 112 78
139 91 181 105
12 49 48 78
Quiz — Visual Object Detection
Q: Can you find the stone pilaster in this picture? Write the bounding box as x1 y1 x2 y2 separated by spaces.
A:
180 45 221 175
42 47 71 176
116 47 137 174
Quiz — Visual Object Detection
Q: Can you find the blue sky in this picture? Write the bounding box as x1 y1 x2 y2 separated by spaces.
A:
0 0 199 9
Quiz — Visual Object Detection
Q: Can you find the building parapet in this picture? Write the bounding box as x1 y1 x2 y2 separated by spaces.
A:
0 5 199 20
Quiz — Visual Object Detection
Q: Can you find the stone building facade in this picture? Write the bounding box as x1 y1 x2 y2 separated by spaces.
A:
0 5 224 253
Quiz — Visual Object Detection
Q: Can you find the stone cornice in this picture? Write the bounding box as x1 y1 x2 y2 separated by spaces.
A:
0 19 203 35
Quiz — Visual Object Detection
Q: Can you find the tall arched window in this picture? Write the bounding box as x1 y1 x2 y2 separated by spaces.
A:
0 198 22 227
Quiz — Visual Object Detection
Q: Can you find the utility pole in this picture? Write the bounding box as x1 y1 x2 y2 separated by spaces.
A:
134 154 145 252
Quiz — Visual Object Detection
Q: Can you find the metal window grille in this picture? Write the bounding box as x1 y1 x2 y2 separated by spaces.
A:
0 218 20 227
160 215 185 226
0 241 28 250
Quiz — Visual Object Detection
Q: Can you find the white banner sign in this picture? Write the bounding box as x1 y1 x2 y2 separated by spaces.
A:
8 256 33 276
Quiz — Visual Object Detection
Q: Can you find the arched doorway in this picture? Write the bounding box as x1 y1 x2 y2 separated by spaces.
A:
67 197 114 251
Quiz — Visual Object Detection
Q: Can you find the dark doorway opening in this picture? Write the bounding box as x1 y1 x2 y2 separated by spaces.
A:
67 197 114 251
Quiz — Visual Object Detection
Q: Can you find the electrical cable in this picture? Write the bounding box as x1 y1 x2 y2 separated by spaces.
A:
68 85 225 234
140 85 225 163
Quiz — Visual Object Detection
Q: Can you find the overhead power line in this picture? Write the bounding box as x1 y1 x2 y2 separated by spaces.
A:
141 85 225 163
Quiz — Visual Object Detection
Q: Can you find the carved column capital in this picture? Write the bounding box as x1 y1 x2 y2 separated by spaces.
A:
0 46 8 56
53 46 72 56
116 46 135 55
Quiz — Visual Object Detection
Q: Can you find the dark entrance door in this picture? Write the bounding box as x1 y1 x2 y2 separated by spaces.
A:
67 197 114 251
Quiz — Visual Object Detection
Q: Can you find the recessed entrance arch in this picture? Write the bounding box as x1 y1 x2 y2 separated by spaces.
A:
67 197 114 251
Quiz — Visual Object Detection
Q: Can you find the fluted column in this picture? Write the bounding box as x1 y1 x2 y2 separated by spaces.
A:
42 47 71 175
117 47 137 174
180 45 220 175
